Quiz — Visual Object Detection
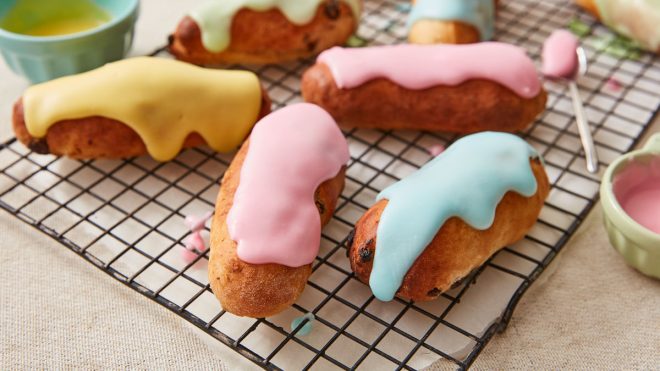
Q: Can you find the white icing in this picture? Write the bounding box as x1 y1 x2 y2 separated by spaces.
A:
190 0 361 52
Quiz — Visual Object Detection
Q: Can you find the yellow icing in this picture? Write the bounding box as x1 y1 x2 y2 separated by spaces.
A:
190 0 362 52
1 0 111 36
23 57 263 161
22 18 109 36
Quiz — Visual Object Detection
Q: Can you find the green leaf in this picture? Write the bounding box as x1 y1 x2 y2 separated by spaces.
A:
568 18 590 37
591 34 642 60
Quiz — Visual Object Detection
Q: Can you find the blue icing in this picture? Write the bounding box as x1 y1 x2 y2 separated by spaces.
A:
290 313 314 336
407 0 495 41
369 132 540 301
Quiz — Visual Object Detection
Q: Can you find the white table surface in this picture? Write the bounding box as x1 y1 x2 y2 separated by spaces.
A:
1 1 658 369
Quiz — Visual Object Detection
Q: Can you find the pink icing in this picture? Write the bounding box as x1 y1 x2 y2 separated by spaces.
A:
183 232 207 261
227 103 350 267
185 211 213 232
606 77 623 92
427 144 445 157
613 157 660 235
316 43 542 98
542 30 579 79
182 211 213 263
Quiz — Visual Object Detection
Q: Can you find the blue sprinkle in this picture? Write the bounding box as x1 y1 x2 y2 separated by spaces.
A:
290 313 315 336
384 19 397 32
396 3 412 13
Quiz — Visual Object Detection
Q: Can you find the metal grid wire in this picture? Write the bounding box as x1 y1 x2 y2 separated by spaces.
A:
1 0 658 369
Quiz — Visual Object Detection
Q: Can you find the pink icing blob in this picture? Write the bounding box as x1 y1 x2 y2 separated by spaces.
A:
181 211 213 263
606 77 623 92
227 103 350 267
184 211 213 232
182 232 207 264
185 231 206 252
542 30 579 79
427 144 445 157
316 42 542 98
181 247 199 264
613 157 660 235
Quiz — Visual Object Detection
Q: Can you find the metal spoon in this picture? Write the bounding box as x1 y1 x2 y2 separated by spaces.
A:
569 47 599 174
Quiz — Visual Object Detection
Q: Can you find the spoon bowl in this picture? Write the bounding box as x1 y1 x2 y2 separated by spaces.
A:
576 45 588 76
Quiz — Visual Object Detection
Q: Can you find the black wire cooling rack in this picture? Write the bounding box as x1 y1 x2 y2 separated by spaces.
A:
1 0 659 369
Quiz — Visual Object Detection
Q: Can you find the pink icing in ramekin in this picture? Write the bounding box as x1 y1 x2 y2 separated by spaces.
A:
613 156 660 235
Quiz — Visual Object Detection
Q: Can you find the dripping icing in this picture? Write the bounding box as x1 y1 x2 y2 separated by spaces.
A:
316 43 542 98
23 57 263 161
370 132 540 301
227 103 349 267
190 0 362 53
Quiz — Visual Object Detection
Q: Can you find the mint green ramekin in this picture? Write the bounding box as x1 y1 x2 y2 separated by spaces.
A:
600 133 660 279
0 0 139 84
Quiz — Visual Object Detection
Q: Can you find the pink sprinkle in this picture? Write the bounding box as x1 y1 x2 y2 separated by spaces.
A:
606 77 622 92
184 211 213 232
181 246 199 263
428 145 445 157
181 211 213 263
185 232 206 253
182 232 207 263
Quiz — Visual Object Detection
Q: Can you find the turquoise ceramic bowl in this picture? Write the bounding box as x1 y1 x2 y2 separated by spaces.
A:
0 0 139 84
600 133 660 279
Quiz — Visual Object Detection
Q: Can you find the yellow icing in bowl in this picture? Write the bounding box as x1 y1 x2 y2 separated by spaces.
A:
18 17 110 37
1 0 112 37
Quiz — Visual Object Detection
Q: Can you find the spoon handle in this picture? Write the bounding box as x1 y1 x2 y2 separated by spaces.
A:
568 81 599 173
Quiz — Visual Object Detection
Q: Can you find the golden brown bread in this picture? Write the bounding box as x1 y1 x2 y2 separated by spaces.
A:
209 139 346 318
301 63 547 133
347 160 549 302
11 91 271 159
170 2 358 65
